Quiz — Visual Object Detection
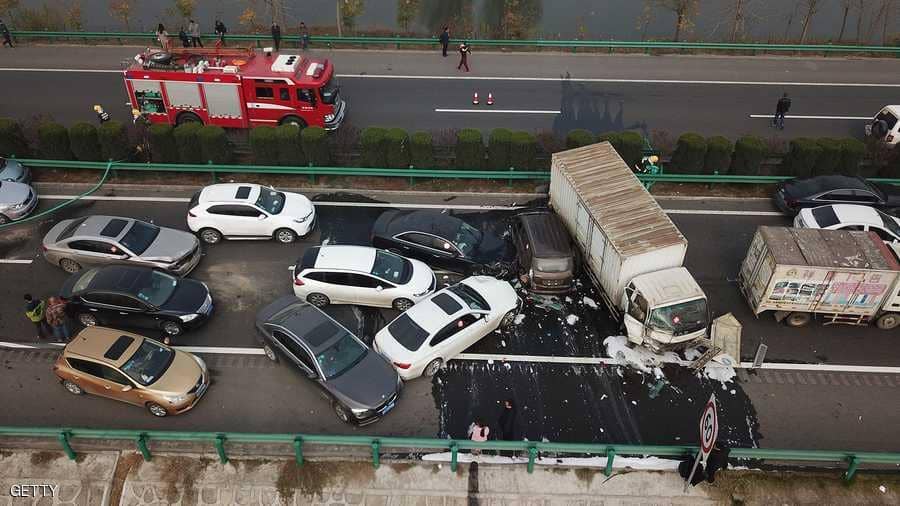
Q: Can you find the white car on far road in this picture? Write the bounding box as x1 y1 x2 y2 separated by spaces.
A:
292 245 437 310
374 276 520 380
794 204 900 250
187 183 315 244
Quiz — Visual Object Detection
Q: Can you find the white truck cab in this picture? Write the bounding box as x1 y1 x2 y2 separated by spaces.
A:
866 106 900 147
621 267 710 350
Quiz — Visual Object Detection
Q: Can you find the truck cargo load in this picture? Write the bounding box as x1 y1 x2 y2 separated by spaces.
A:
739 226 900 328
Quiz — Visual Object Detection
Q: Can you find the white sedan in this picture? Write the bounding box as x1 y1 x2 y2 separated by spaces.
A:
795 204 900 248
374 276 520 380
187 183 316 244
292 245 437 310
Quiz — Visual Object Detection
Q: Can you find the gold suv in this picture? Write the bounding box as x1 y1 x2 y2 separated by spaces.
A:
53 327 209 417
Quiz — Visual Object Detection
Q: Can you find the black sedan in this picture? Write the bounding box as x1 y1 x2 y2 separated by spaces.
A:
371 210 512 276
774 175 900 215
255 295 401 426
61 265 213 340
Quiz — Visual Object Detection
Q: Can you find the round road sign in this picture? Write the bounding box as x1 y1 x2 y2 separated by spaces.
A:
699 394 718 457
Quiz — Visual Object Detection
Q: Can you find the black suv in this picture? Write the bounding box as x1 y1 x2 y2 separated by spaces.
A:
510 210 576 293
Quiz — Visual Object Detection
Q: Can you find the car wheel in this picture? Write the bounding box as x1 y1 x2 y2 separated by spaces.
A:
146 402 169 417
162 321 183 337
59 258 82 273
424 358 443 378
0 214 9 225
306 293 330 308
785 312 811 328
263 343 278 362
199 228 222 245
392 298 414 311
876 313 900 330
332 401 351 424
62 380 83 395
275 228 296 244
500 309 517 329
78 313 98 327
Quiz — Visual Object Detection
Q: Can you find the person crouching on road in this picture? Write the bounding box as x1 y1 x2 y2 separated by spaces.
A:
458 41 470 72
45 296 71 342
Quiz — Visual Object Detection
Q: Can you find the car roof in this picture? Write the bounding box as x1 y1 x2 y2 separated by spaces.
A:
64 327 145 368
266 301 351 354
516 211 572 258
85 265 155 294
56 215 134 242
379 210 463 238
785 175 873 196
880 105 900 116
828 204 884 224
312 245 377 271
403 287 467 334
199 183 261 204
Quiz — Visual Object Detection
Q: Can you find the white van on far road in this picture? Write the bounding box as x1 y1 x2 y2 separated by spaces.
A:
866 105 900 147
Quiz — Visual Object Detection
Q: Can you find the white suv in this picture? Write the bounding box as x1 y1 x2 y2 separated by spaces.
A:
187 183 315 244
292 245 437 311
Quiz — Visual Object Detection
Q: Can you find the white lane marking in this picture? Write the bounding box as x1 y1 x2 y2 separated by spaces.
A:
0 259 33 264
3 68 898 88
338 74 900 88
0 341 62 349
175 346 266 355
665 209 785 216
39 195 525 210
41 195 191 202
435 108 560 114
749 114 871 120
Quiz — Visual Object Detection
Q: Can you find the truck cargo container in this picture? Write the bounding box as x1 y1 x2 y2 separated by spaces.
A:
738 226 900 329
550 142 709 350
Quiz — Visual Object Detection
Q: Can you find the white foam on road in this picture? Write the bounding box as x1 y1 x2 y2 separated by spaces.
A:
422 451 682 470
0 259 33 264
435 108 561 114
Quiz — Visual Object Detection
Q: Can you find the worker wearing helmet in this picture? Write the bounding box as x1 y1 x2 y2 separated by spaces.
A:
94 105 110 125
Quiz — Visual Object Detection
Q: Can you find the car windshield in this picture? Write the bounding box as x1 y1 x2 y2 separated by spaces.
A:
316 333 367 380
256 189 286 214
136 270 179 307
879 211 900 238
120 340 175 386
453 221 482 257
648 298 709 336
371 250 412 284
534 257 573 273
447 283 490 311
319 77 339 104
387 314 430 351
120 221 161 255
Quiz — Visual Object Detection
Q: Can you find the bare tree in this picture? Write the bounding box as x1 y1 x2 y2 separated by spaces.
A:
798 0 821 43
877 0 897 44
653 0 699 42
729 0 746 41
108 0 132 31
838 0 852 42
0 0 19 19
853 0 867 44
636 0 654 41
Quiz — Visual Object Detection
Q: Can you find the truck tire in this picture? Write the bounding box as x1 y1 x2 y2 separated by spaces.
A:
784 312 811 327
876 313 900 330
279 115 306 128
176 112 203 126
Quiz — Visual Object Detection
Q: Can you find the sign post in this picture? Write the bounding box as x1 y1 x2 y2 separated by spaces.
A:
684 393 718 492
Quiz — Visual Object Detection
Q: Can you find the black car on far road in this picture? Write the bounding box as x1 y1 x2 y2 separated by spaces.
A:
61 265 213 339
774 175 900 215
371 210 512 277
255 295 402 426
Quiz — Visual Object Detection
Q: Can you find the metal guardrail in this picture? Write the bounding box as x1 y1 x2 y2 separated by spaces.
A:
10 30 900 55
0 426 896 481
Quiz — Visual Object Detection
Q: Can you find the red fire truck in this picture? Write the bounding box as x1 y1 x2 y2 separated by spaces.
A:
124 47 346 130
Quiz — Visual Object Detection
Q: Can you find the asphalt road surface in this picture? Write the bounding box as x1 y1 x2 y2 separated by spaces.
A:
1 47 898 138
1 187 898 453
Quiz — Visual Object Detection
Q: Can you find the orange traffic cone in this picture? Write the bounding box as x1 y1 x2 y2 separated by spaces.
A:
472 92 479 105
486 92 494 105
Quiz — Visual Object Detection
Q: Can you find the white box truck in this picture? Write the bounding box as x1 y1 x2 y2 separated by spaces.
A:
739 225 900 329
550 142 710 350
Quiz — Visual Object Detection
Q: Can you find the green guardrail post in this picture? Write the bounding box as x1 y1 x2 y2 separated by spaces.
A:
843 456 860 482
208 160 217 183
58 430 76 460
450 442 459 472
214 434 228 464
293 436 304 466
526 445 538 473
371 439 381 469
508 166 515 188
604 448 615 476
136 433 152 461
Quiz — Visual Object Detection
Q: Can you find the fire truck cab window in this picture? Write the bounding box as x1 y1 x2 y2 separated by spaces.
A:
256 87 274 99
279 88 290 101
297 89 315 104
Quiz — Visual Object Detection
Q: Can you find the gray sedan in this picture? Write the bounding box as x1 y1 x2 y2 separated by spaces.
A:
0 181 38 224
0 158 31 185
255 295 402 425
42 215 202 276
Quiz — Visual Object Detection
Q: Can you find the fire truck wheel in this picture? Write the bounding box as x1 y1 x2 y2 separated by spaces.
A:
176 112 203 126
279 115 306 128
784 312 811 327
876 313 900 330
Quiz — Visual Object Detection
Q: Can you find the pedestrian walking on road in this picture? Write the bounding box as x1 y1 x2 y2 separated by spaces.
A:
1 19 13 48
773 93 791 130
178 26 191 48
94 105 110 125
439 26 450 57
468 417 490 455
299 22 310 50
214 19 227 48
156 24 170 50
24 294 49 340
45 296 71 342
457 41 470 72
188 19 203 47
271 22 282 52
